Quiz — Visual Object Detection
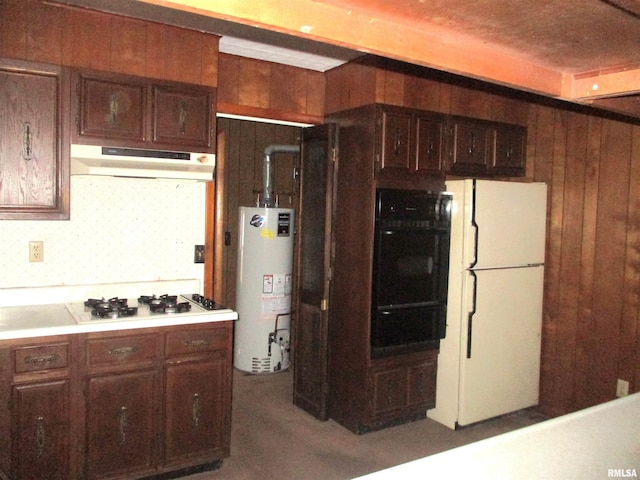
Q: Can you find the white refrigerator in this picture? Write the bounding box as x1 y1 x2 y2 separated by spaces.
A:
427 179 547 429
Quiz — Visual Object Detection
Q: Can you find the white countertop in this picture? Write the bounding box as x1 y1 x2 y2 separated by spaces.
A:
354 392 640 480
0 280 237 340
0 302 237 340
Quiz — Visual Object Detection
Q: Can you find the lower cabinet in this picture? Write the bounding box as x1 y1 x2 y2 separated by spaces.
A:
86 371 159 479
367 351 438 431
12 380 71 480
0 322 233 480
164 360 227 466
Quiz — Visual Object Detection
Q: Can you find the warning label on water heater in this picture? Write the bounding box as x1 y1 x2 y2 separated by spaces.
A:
263 273 292 295
262 273 292 316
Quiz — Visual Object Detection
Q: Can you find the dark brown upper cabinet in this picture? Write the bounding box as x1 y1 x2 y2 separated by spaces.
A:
494 123 527 176
77 74 147 142
447 116 526 177
73 70 216 153
377 105 446 179
152 85 213 149
448 117 492 174
0 58 70 220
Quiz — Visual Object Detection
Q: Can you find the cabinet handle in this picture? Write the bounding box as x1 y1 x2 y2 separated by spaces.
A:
386 380 394 407
183 339 208 348
118 406 128 446
179 101 187 135
23 122 33 161
24 353 59 364
35 416 45 457
468 132 476 155
393 128 402 155
416 375 425 398
192 393 200 429
109 94 120 127
427 134 434 157
109 346 139 356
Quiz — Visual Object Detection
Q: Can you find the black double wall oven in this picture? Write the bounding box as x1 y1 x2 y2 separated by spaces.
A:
371 188 452 358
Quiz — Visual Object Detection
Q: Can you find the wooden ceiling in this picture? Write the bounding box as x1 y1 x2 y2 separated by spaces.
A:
69 0 640 119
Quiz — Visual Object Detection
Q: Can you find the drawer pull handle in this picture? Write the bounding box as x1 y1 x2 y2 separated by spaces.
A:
109 346 139 356
192 393 200 429
184 339 208 348
24 354 59 364
35 416 45 456
118 406 128 446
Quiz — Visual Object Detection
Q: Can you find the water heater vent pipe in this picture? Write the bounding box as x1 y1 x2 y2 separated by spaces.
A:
261 144 300 208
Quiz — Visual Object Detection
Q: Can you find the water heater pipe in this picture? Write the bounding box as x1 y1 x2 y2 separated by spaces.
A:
261 144 300 208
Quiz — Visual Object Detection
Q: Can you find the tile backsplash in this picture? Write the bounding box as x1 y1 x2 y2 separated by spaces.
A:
1 176 206 291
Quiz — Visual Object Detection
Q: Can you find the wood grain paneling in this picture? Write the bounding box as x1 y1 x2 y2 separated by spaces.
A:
217 53 325 124
0 0 218 87
110 16 149 76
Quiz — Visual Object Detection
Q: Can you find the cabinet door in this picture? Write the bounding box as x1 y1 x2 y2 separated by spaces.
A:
12 380 70 480
164 359 227 465
85 370 158 480
494 124 526 176
415 114 445 174
0 60 69 219
407 360 437 408
449 121 492 174
379 108 412 174
77 74 146 142
153 84 214 149
371 368 407 416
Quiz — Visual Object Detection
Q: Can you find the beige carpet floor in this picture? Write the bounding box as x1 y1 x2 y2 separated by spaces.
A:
185 369 546 480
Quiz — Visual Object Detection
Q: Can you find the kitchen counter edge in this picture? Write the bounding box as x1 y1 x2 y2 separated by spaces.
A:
0 303 238 341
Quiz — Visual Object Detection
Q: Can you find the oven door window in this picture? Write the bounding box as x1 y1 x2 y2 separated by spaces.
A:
373 229 446 307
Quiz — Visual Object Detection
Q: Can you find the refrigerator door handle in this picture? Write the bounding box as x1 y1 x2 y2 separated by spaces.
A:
467 269 478 359
470 263 545 271
469 179 479 269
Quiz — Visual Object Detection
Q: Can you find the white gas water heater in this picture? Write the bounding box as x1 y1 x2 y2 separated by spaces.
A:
234 145 298 374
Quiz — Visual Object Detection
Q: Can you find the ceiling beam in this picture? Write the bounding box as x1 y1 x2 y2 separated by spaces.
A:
138 0 563 98
565 67 640 100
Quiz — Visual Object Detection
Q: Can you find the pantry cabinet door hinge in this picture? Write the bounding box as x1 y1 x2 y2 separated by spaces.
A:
331 148 337 162
320 298 328 311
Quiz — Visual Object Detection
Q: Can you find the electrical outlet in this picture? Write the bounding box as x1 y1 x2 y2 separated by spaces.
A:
616 379 629 397
29 241 44 262
194 245 205 263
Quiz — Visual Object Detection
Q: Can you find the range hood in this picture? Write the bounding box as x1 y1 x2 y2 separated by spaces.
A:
70 144 215 181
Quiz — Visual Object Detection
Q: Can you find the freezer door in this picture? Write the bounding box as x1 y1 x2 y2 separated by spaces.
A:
457 265 544 426
471 180 547 268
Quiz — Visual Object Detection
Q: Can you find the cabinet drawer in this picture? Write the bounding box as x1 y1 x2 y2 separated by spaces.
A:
165 327 229 358
87 334 159 367
14 343 69 374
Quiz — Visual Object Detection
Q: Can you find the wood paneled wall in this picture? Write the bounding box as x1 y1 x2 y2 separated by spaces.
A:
325 58 529 127
325 59 640 417
529 107 640 416
0 0 218 86
217 53 325 125
214 118 300 308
